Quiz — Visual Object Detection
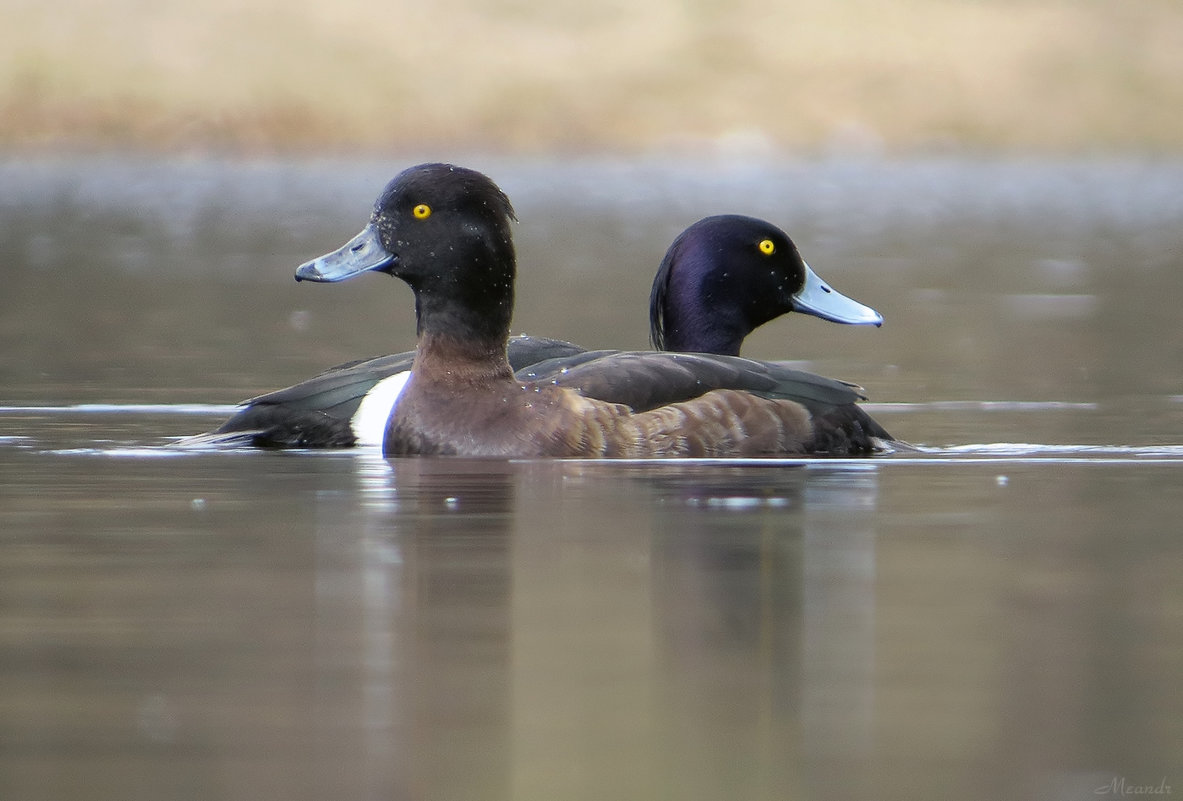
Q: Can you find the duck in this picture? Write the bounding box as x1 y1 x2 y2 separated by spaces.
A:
274 163 892 457
650 214 882 355
206 183 884 450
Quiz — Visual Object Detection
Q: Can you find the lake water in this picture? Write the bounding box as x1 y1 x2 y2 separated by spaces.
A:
2 157 1182 801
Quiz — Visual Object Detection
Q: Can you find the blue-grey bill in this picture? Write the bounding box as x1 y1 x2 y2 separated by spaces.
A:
295 223 394 283
792 262 884 326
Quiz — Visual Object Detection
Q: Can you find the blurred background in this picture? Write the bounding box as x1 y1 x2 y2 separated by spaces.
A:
3 0 1181 156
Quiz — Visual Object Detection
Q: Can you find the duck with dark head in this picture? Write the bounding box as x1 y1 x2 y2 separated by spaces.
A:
650 214 882 356
295 163 893 458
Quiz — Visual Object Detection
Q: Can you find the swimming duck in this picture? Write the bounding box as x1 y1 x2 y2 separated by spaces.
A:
208 183 884 449
280 163 891 457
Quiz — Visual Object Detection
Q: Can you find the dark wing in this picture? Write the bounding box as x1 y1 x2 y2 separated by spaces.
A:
209 351 415 446
206 336 586 448
529 351 860 409
507 336 589 370
528 350 893 451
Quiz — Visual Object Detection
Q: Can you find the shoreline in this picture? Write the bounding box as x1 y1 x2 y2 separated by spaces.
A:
4 0 1181 157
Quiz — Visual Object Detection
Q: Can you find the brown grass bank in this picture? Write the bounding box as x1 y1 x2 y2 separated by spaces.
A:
3 0 1182 155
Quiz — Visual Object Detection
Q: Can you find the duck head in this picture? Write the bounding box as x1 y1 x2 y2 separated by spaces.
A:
650 215 882 356
296 163 518 343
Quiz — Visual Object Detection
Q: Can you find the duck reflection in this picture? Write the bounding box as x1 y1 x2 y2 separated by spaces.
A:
612 463 879 797
310 455 518 800
311 458 880 800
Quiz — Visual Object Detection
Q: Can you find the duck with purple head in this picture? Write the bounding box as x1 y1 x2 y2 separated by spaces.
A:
650 214 881 356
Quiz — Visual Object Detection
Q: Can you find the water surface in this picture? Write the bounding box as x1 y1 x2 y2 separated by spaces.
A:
2 157 1182 800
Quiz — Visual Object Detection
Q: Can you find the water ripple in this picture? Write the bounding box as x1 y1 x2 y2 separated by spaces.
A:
862 401 1098 413
5 405 1183 464
0 403 240 415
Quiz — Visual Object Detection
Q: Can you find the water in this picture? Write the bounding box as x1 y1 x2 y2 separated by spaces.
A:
2 157 1182 801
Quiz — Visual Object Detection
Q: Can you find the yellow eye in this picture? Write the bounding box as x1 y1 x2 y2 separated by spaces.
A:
758 239 775 255
412 203 432 219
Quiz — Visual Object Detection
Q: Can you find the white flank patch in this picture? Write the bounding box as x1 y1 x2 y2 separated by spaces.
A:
350 371 411 448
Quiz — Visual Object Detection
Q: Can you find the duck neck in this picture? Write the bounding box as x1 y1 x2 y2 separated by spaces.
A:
413 283 513 343
407 223 516 349
411 328 515 386
653 245 750 356
660 293 747 357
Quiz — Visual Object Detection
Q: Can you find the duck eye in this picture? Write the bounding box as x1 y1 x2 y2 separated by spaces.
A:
758 239 776 255
412 203 432 219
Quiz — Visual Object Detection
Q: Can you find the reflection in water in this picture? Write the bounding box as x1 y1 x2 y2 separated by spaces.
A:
303 457 884 800
800 470 877 789
310 457 520 799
